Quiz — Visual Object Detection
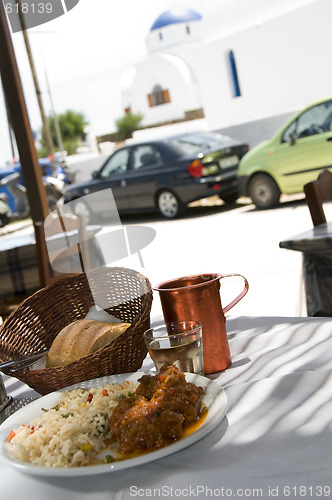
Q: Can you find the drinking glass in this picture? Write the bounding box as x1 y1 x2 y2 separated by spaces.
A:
143 320 204 375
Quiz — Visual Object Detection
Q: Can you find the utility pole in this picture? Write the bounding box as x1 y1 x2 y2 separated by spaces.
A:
17 1 55 159
45 70 65 161
4 93 17 162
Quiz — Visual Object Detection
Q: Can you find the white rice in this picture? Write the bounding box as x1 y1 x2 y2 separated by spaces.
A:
8 381 138 468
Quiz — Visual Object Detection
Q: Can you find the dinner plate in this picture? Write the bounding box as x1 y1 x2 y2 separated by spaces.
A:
0 372 227 477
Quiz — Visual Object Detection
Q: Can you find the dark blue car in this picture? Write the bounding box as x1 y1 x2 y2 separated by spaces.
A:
64 131 249 220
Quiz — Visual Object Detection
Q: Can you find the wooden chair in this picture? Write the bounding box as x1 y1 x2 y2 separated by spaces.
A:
302 169 332 316
304 169 332 227
34 212 91 288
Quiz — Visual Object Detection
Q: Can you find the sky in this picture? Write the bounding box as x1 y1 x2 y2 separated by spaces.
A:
0 0 315 165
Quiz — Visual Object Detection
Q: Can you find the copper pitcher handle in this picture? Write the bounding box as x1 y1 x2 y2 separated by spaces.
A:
220 274 249 313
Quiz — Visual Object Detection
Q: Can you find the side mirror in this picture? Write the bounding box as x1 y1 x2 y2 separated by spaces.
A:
92 170 100 179
289 133 296 146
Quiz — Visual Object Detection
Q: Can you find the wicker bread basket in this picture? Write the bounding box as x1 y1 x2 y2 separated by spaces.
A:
0 267 152 395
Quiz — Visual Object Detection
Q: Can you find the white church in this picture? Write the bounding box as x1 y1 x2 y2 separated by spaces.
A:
120 0 331 146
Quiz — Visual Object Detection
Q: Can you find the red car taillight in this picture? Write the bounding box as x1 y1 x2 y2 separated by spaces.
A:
187 159 206 178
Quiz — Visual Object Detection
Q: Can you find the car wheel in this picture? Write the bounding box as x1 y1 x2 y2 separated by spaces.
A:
73 199 93 224
0 214 10 228
157 190 185 219
249 174 280 209
218 192 239 204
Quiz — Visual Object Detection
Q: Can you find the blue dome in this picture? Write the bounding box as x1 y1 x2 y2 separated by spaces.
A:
150 8 202 31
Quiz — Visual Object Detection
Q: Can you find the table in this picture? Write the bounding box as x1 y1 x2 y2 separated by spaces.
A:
0 224 104 302
1 315 332 500
279 222 332 317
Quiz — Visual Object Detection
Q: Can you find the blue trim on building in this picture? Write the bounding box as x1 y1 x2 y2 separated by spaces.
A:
229 50 241 97
150 8 202 31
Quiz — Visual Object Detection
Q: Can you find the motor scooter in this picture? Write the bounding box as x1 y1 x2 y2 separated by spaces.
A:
0 192 12 228
39 156 76 184
0 171 65 226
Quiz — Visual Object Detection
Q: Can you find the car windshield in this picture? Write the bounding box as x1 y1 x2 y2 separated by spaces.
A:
282 100 332 142
166 132 232 155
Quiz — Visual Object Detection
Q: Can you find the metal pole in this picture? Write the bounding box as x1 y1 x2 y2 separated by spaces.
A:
3 92 17 162
17 0 55 159
0 1 49 222
45 70 65 160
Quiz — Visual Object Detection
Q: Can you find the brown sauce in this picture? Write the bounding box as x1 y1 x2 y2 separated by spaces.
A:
183 404 208 437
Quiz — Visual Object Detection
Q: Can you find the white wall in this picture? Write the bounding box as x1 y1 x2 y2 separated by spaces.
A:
131 118 208 142
198 0 332 130
146 20 203 53
124 0 331 134
130 53 202 126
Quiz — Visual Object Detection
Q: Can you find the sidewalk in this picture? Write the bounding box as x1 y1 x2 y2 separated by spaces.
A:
0 219 32 237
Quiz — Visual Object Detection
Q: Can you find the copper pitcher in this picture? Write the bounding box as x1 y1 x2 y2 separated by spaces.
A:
154 273 249 374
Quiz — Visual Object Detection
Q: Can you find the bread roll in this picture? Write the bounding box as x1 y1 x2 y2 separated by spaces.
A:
47 319 130 368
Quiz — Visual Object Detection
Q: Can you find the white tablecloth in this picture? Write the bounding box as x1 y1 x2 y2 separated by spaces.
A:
1 316 332 500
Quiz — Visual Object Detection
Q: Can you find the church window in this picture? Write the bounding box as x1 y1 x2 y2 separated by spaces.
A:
229 50 241 97
148 85 171 107
186 25 190 34
159 32 163 41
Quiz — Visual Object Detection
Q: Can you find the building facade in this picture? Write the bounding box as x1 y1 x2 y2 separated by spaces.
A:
121 0 331 145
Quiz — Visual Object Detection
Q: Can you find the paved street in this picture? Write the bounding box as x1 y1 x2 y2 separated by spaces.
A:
95 194 332 323
60 153 332 324
2 179 331 325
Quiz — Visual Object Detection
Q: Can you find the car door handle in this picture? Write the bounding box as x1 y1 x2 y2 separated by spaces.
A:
326 136 332 142
121 179 127 187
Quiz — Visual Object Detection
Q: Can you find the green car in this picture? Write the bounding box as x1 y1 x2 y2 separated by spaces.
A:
237 96 332 209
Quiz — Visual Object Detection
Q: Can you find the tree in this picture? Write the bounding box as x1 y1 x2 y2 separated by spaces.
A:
38 109 88 156
115 111 143 141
